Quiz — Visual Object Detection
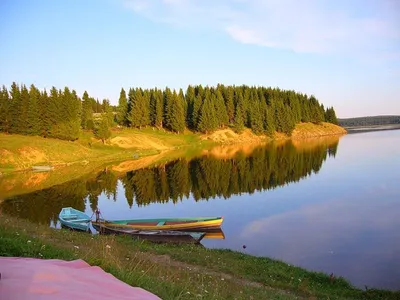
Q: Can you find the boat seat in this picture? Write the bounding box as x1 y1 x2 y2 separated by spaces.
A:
157 221 165 226
71 219 90 223
63 214 78 219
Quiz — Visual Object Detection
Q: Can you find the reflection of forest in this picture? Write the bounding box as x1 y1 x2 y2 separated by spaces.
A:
1 139 339 225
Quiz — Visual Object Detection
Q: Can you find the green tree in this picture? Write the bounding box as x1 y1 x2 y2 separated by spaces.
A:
116 88 128 126
9 82 21 134
325 107 338 125
224 86 235 124
128 88 150 128
214 90 229 128
150 88 163 128
0 85 11 133
167 90 185 133
81 91 94 130
197 93 217 133
27 84 40 135
95 117 111 143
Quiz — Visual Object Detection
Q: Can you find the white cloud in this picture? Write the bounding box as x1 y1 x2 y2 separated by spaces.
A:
123 0 400 60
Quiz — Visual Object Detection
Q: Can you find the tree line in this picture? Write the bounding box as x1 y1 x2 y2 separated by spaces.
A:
338 115 400 127
1 139 339 224
0 82 338 141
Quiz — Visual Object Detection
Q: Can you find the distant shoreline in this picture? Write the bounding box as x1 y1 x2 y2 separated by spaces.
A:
344 124 400 134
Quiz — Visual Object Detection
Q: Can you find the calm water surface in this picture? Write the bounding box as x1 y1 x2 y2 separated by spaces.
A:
2 130 399 290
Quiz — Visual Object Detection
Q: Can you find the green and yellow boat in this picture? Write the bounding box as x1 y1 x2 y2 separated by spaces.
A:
92 216 223 232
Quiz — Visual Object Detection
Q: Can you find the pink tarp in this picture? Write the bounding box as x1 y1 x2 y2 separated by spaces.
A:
0 257 161 300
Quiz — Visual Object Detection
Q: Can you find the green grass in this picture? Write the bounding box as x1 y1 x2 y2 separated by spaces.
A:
1 214 398 300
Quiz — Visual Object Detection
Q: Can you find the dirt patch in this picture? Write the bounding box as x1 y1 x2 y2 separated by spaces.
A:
110 136 169 150
291 123 347 140
18 147 48 165
0 149 15 164
201 129 268 145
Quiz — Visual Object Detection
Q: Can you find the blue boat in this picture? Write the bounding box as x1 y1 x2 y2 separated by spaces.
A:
58 207 91 232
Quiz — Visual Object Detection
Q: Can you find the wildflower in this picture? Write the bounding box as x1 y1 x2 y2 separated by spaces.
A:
27 240 31 243
221 278 225 281
106 245 111 249
74 246 79 249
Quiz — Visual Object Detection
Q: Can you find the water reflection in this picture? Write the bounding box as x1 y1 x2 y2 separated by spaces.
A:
1 138 338 226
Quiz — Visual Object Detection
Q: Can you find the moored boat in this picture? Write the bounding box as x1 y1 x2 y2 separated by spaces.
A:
93 223 206 244
92 216 223 232
32 165 54 172
58 207 91 232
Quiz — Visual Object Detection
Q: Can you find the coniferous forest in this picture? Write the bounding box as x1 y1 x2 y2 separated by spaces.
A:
0 82 339 141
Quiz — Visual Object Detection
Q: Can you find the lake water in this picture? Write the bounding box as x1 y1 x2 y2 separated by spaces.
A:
1 130 399 290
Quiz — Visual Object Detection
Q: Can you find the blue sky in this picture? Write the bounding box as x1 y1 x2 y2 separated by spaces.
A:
0 0 399 118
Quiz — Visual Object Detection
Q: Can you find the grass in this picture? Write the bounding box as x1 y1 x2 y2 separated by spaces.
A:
1 214 398 300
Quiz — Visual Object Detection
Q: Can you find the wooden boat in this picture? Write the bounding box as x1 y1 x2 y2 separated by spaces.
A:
58 207 90 232
32 165 54 172
93 224 206 244
92 216 223 232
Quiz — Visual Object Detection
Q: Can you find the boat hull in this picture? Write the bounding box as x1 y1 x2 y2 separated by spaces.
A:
92 224 206 244
92 216 223 232
59 207 90 232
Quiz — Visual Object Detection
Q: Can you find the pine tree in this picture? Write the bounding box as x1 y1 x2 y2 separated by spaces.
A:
116 88 128 126
0 85 10 133
27 84 40 135
18 85 30 134
325 107 338 125
233 102 244 133
192 94 203 130
128 88 150 128
185 85 195 129
103 99 114 126
38 89 50 137
9 82 21 134
168 90 185 133
95 117 111 144
82 91 94 129
214 90 229 128
150 88 163 128
198 93 217 133
224 86 235 124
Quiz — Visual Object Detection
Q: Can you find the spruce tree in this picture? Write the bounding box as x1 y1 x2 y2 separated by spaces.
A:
150 88 163 128
224 86 235 124
214 90 229 128
18 85 30 134
167 90 185 133
128 88 150 128
116 88 128 126
0 85 10 133
27 84 40 135
9 82 21 134
82 91 94 129
185 85 195 129
95 117 111 144
198 93 217 133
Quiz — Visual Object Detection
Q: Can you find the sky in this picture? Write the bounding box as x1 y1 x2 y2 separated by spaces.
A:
0 0 399 118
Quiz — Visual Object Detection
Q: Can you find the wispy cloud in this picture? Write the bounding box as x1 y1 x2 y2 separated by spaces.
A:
123 0 400 60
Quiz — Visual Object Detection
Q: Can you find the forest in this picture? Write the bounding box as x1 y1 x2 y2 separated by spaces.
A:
0 82 339 141
339 115 400 127
1 139 338 225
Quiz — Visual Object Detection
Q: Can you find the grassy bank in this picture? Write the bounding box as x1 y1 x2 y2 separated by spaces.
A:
0 214 397 300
